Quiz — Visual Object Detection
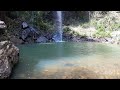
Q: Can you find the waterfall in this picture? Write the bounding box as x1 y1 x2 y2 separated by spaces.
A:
53 11 63 42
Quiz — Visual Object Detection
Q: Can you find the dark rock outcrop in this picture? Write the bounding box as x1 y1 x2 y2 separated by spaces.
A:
20 22 40 43
36 36 48 43
0 41 19 79
21 26 40 40
20 22 53 43
10 36 24 45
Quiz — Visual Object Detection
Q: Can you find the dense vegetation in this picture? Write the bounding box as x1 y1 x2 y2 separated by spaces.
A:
0 11 120 44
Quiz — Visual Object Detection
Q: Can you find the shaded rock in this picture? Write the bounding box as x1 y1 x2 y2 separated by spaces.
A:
86 37 96 42
9 35 24 45
63 32 73 41
72 37 81 42
99 38 107 43
104 37 112 42
25 37 35 44
44 32 53 41
0 21 7 36
21 28 30 40
0 21 6 29
21 22 40 41
0 41 19 79
36 36 48 43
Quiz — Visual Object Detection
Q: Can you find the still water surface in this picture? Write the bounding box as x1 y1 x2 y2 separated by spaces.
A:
11 42 120 79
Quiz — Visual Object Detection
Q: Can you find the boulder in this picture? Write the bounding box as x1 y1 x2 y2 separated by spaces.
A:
22 22 28 29
21 22 40 41
0 21 6 29
72 37 80 42
10 36 24 45
36 36 48 43
0 41 19 79
21 28 31 40
25 37 35 44
0 21 7 35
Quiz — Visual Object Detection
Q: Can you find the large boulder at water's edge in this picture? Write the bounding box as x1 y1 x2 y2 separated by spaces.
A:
9 35 24 45
36 36 48 43
0 41 19 79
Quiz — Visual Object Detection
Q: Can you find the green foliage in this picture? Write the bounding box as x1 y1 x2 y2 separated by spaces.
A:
93 31 111 38
93 25 111 38
93 23 111 38
89 13 120 38
6 11 55 35
5 11 120 40
63 27 71 33
63 26 85 37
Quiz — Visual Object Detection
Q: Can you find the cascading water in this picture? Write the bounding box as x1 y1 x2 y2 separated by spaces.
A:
53 11 63 42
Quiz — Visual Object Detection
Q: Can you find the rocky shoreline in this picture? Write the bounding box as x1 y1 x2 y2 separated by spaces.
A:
1 21 119 46
63 32 120 45
8 34 120 46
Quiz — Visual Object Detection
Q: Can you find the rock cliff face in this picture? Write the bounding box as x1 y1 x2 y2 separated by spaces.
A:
21 22 40 43
0 41 19 79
